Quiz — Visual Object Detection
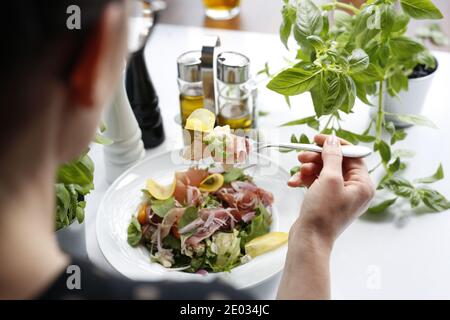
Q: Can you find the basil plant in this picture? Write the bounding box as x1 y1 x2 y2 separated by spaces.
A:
55 126 112 230
267 0 450 215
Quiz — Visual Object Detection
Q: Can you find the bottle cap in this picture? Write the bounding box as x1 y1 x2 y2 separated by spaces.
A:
217 51 250 84
177 51 202 82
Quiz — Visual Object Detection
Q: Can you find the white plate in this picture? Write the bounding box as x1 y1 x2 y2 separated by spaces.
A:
96 150 303 289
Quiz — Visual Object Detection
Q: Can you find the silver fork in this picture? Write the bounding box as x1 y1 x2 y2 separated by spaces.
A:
254 142 372 158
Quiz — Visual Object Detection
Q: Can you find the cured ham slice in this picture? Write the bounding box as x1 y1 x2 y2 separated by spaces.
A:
185 208 232 246
173 168 209 204
215 181 274 214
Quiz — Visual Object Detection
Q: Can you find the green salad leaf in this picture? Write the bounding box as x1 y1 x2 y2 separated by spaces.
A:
223 167 246 184
127 216 142 247
163 234 181 251
178 207 199 230
151 197 175 218
201 195 221 209
206 230 242 272
240 204 272 246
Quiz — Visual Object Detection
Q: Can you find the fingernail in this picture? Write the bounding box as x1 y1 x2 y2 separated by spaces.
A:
326 134 338 146
288 173 299 183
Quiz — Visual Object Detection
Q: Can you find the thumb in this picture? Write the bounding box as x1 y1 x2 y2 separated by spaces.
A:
321 135 343 177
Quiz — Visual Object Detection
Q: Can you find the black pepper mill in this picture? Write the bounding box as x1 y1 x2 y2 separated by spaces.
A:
126 49 165 149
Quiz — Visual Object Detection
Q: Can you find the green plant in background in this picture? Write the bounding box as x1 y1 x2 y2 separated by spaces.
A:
55 126 112 230
416 23 449 47
267 0 450 214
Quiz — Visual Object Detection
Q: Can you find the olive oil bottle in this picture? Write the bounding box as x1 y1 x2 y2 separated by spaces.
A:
217 101 252 129
216 52 254 130
180 89 204 127
177 51 207 145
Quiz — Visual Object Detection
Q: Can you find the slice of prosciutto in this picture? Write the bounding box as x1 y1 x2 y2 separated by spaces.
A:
215 181 274 214
173 168 209 204
185 208 232 246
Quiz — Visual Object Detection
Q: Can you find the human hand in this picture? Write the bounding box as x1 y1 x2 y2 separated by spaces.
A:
288 134 375 247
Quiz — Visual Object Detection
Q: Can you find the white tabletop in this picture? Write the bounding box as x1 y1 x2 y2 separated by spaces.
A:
85 23 450 299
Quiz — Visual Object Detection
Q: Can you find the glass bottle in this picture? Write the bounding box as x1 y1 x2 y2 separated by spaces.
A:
177 51 205 127
216 51 254 130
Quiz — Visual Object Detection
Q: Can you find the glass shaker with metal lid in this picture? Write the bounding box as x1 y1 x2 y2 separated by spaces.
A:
177 51 204 127
216 51 254 130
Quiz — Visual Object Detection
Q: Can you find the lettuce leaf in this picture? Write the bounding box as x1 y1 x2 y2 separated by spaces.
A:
127 216 142 247
151 197 175 218
239 204 272 247
206 230 241 272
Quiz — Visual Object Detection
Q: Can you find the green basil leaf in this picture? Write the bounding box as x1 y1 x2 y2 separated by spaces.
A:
280 115 317 127
400 0 443 20
415 163 444 184
392 13 410 33
280 4 297 49
307 35 325 51
387 72 409 97
381 4 396 36
284 95 292 108
334 10 352 28
348 49 370 74
381 177 415 197
290 134 299 143
419 188 450 212
267 67 319 96
410 189 422 208
385 113 437 128
257 62 271 77
76 206 85 224
151 197 175 218
392 149 416 158
178 206 199 230
376 140 391 163
337 129 375 145
296 0 323 37
416 51 437 70
94 133 113 145
391 129 407 145
290 165 301 176
127 216 142 247
385 121 396 136
57 154 94 186
351 63 384 83
355 81 373 106
389 36 425 60
388 157 401 174
340 75 356 114
299 133 310 144
368 198 397 213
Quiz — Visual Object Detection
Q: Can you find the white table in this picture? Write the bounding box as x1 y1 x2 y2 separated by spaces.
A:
85 24 450 299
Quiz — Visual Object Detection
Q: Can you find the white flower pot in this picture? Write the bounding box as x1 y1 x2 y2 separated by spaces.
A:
56 221 87 259
374 62 438 128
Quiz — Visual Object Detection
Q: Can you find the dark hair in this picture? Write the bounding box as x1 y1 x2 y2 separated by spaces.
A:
0 0 119 160
1 0 119 78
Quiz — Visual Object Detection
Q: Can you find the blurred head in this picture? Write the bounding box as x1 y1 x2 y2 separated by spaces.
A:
0 0 128 174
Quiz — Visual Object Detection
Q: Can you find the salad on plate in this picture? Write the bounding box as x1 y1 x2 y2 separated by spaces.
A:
127 109 288 274
127 165 287 273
